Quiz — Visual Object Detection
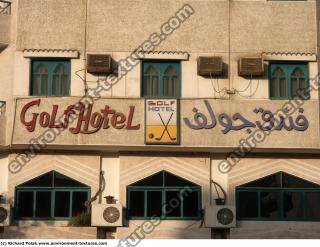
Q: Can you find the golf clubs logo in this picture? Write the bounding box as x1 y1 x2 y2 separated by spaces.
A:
145 99 179 145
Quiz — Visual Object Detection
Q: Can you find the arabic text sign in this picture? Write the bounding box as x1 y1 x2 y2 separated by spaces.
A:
145 99 179 145
183 100 309 133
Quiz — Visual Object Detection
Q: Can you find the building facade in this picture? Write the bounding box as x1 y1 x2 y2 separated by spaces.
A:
1 0 320 239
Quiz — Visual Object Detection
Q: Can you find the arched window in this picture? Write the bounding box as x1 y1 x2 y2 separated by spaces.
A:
31 60 70 96
270 67 286 98
291 67 306 97
163 66 179 97
236 172 320 221
143 65 159 97
32 64 49 96
127 171 201 219
142 61 181 98
15 171 90 220
269 63 309 100
52 64 70 96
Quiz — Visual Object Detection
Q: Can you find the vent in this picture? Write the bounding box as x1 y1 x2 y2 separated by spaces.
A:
0 204 10 226
87 54 112 74
103 206 121 223
217 208 234 225
198 56 223 76
91 203 123 227
238 57 264 76
0 207 7 223
204 205 236 228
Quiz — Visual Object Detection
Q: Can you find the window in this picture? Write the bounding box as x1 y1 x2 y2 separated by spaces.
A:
269 63 309 99
142 61 181 98
236 172 320 221
31 60 71 96
127 171 201 219
15 171 90 220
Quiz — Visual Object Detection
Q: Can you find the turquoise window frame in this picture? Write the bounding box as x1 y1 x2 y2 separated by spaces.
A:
127 186 201 220
15 188 90 220
30 60 71 96
14 171 90 221
269 63 309 100
236 188 320 221
141 61 181 98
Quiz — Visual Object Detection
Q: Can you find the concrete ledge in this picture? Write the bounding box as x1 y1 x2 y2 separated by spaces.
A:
0 227 97 239
23 49 79 58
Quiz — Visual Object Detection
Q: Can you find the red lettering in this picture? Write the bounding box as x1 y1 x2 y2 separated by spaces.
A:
39 112 50 127
111 113 126 129
20 99 40 132
126 106 140 130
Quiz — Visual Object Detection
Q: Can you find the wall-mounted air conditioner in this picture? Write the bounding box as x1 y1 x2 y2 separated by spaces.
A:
87 54 112 74
204 205 236 228
91 204 123 227
238 57 264 76
0 204 10 227
197 56 223 76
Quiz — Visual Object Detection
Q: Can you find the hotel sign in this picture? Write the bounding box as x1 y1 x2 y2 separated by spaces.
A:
12 97 319 149
20 99 140 133
145 99 179 145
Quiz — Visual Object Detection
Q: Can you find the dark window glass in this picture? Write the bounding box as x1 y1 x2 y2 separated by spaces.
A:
238 192 258 218
19 172 53 187
131 172 163 187
129 191 145 217
17 191 34 218
165 191 181 217
282 173 319 188
241 173 281 188
305 192 320 219
16 171 90 220
72 192 88 217
147 191 162 217
128 171 201 219
164 172 197 187
35 191 51 218
183 190 199 217
54 172 87 187
55 191 70 217
260 192 280 218
283 192 304 218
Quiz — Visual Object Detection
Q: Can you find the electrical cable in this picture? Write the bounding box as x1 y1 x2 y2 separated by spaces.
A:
85 171 106 212
211 180 227 203
236 79 260 98
235 75 252 92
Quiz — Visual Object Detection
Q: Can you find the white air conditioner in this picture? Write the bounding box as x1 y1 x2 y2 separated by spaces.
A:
91 204 123 227
205 205 236 228
0 204 10 227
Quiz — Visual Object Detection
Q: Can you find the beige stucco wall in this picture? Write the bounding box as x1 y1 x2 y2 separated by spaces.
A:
7 153 100 204
0 155 9 197
15 0 317 53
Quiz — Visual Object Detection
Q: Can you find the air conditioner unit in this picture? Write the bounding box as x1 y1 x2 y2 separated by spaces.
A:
91 204 123 227
87 54 112 74
238 57 264 76
0 204 10 227
204 205 236 228
198 56 223 76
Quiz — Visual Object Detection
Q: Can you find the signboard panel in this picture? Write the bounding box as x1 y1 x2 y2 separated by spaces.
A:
11 97 319 150
145 99 179 145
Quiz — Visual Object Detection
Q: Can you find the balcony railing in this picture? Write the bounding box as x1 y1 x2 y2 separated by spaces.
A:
0 0 11 15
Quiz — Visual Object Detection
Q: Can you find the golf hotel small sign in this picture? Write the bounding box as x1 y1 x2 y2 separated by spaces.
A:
145 99 179 145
